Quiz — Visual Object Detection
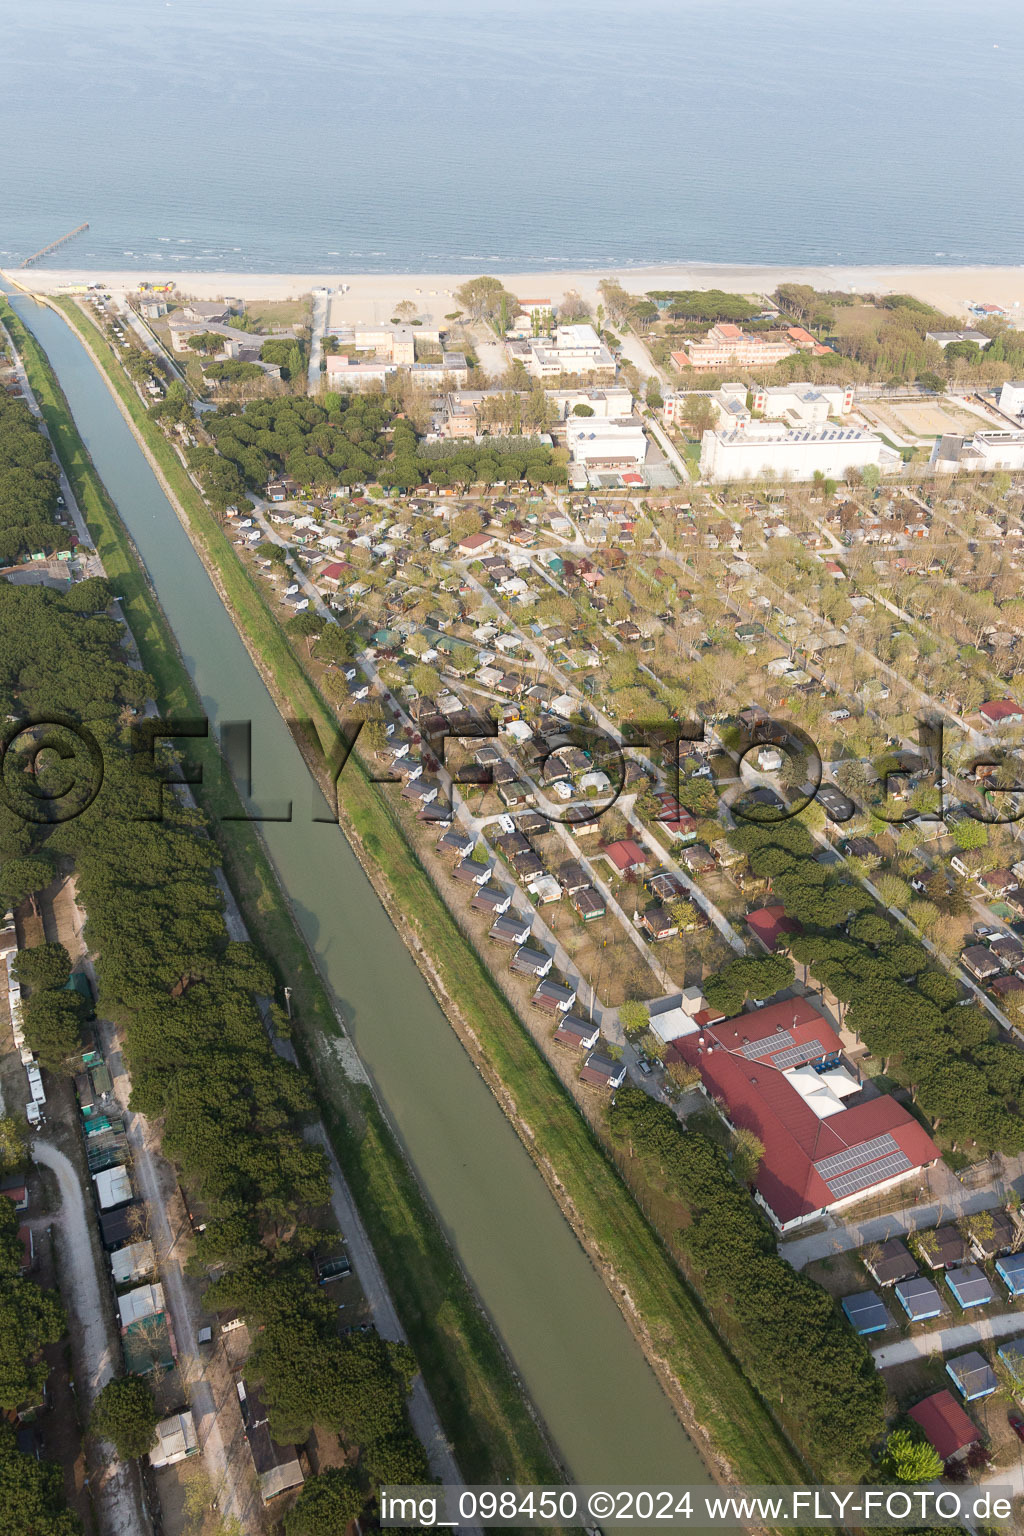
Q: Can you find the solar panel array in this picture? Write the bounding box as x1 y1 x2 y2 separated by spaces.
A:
772 1038 826 1070
737 1030 791 1060
815 1132 899 1181
737 1030 826 1067
824 1150 912 1200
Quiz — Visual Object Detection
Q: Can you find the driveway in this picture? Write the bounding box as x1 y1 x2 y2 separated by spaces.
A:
873 1310 1024 1368
781 1165 1024 1270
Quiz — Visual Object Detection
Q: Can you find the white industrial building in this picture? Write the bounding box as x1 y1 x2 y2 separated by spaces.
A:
753 382 855 422
700 422 892 482
970 431 1024 471
508 323 615 378
925 329 992 349
566 415 647 470
549 385 634 420
998 382 1024 423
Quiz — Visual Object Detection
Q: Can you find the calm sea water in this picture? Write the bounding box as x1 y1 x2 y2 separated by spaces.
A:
6 0 1024 272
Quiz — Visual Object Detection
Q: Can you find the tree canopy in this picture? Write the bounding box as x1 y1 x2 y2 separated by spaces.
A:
90 1376 159 1460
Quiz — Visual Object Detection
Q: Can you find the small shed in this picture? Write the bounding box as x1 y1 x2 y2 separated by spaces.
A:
532 978 577 1014
997 1337 1024 1386
919 1225 969 1270
841 1291 889 1336
946 1264 994 1310
149 1411 199 1468
863 1237 917 1287
894 1276 944 1321
945 1350 997 1401
580 1051 626 1090
510 946 553 979
553 1015 600 1051
488 912 531 947
996 1252 1024 1297
968 1210 1017 1261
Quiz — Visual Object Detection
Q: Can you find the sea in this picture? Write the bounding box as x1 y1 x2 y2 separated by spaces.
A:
5 0 1024 274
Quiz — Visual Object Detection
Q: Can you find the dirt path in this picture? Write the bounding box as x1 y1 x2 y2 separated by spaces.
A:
307 1124 479 1526
32 1139 150 1536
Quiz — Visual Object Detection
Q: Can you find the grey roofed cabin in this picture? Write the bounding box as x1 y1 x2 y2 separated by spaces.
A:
945 1264 994 1310
840 1291 889 1335
553 1013 600 1050
580 1050 627 1089
967 1210 1016 1260
237 1380 304 1502
489 911 531 946
437 828 476 858
894 1276 944 1321
452 857 492 886
945 1350 997 1401
532 977 577 1012
558 859 590 894
920 1225 970 1270
863 1237 917 1286
471 884 511 914
510 945 553 978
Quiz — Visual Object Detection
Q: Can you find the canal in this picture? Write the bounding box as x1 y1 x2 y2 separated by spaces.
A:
9 293 705 1488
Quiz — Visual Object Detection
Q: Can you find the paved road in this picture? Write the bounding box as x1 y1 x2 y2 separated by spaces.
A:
32 1140 149 1536
873 1310 1024 1368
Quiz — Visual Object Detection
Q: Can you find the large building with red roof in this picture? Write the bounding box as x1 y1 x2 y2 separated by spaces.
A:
668 996 939 1232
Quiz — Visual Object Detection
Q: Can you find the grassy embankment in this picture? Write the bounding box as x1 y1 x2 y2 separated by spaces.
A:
47 294 810 1483
1 293 560 1486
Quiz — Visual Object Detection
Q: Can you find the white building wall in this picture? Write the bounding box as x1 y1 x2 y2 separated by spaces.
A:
998 382 1024 422
700 426 887 482
971 432 1024 471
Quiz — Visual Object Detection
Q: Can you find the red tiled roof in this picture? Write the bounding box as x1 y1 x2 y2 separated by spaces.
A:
671 999 938 1226
979 698 1022 722
908 1391 980 1461
787 326 817 345
603 839 648 872
746 904 803 951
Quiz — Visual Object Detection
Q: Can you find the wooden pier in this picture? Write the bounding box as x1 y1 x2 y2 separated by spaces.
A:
20 222 90 268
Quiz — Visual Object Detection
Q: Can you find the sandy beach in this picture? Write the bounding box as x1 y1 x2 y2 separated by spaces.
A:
11 262 1024 326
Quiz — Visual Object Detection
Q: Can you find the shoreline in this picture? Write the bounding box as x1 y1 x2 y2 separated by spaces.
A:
11 261 1024 324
